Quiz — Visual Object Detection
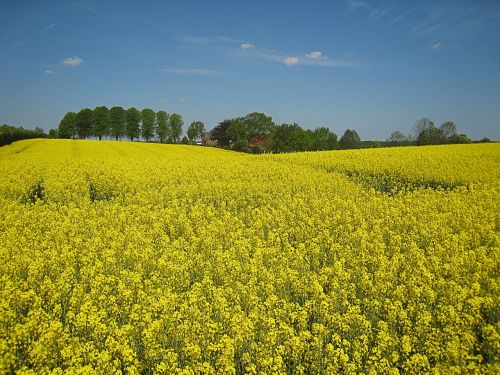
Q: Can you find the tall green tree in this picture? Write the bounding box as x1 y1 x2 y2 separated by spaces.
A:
187 121 205 143
169 113 183 143
312 127 337 150
141 108 156 142
109 106 126 141
126 107 141 142
156 111 170 143
58 112 76 139
75 108 93 139
92 106 109 140
339 129 361 149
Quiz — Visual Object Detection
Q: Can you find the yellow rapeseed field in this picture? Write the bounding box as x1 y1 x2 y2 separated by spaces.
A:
0 139 499 374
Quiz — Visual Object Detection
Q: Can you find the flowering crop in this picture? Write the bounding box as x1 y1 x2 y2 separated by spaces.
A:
0 139 498 374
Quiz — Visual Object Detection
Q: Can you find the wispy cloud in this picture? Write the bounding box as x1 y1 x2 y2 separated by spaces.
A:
305 51 326 60
70 1 96 13
240 42 254 50
431 42 442 50
390 8 415 25
44 69 55 75
346 0 369 14
62 56 84 66
39 24 55 33
242 47 357 68
176 34 357 69
370 7 390 20
160 68 232 77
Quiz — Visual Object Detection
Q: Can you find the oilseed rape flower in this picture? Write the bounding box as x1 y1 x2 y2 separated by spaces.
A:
0 139 498 373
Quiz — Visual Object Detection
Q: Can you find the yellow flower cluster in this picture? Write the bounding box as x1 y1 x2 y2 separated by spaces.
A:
0 139 498 374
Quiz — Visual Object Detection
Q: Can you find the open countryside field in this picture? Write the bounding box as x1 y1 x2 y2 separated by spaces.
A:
0 139 499 374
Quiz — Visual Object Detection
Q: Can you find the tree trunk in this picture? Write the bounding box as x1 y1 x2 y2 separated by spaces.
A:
98 135 102 141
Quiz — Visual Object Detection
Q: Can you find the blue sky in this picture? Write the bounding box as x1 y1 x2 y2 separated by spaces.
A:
1 0 499 140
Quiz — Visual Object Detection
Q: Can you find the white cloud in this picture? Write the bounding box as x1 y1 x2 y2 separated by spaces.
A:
44 70 55 75
39 24 55 33
62 56 83 66
306 51 325 60
241 47 357 68
160 68 230 77
283 56 300 66
431 42 442 49
240 42 255 50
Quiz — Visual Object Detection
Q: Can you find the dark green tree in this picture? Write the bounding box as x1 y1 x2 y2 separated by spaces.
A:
169 113 183 143
448 133 471 144
210 120 232 147
109 106 126 141
92 106 109 140
417 126 446 145
270 123 312 153
187 121 205 143
75 108 93 139
339 129 361 149
126 107 141 142
141 108 156 142
156 111 169 143
58 112 76 139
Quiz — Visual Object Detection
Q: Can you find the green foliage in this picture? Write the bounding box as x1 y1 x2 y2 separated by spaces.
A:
92 106 109 140
339 129 361 149
417 126 446 145
210 120 232 147
187 121 205 143
169 113 183 143
75 108 93 139
109 106 126 141
312 126 338 150
270 123 312 153
58 112 76 139
156 111 170 143
181 136 190 144
448 133 471 144
126 107 141 141
141 108 156 142
0 124 46 147
228 112 274 144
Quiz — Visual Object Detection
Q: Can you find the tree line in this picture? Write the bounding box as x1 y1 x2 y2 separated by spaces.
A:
0 124 47 147
208 112 362 153
2 109 490 151
386 117 486 147
57 106 206 144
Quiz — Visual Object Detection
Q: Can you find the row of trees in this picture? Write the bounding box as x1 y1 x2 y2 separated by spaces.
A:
0 124 47 147
208 112 362 153
57 106 205 144
387 118 474 146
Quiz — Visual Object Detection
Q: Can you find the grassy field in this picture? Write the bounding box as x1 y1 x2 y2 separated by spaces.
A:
0 139 499 374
